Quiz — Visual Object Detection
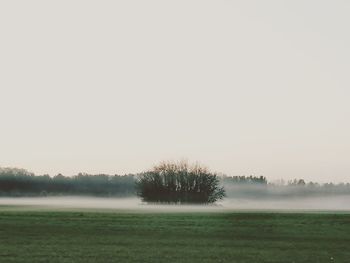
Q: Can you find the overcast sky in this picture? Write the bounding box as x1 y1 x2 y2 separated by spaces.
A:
0 1 349 182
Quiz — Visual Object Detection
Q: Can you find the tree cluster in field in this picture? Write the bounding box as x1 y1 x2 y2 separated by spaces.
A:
0 168 135 197
136 161 225 204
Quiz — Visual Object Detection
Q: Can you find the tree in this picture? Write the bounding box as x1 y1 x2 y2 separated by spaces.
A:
136 161 225 204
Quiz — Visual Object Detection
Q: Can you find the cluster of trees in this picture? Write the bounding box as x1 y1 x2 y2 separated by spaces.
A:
136 161 225 204
0 168 135 197
1 165 350 201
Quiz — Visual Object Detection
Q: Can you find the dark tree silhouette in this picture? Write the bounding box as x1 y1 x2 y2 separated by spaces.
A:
0 168 135 197
136 161 225 204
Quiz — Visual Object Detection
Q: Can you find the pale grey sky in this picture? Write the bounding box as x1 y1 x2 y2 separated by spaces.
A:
0 1 349 182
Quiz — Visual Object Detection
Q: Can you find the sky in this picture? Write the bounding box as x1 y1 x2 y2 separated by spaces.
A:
0 1 349 182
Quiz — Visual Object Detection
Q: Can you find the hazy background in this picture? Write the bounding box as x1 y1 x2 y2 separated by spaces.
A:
2 196 350 212
0 1 349 183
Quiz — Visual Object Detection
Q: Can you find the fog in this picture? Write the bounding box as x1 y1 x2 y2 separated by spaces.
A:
1 196 350 212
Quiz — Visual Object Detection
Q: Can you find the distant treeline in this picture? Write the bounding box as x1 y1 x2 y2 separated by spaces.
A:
1 167 350 198
0 168 135 197
222 175 267 185
223 176 350 199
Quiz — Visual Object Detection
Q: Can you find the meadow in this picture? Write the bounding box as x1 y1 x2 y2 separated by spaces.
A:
0 207 349 262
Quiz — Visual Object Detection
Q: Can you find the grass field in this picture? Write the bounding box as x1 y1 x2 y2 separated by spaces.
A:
0 208 349 262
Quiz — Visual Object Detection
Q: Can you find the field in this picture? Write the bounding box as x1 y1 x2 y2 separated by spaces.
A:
0 208 349 263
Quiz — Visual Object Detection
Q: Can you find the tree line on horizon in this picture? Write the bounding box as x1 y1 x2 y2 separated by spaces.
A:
0 167 135 197
0 166 349 199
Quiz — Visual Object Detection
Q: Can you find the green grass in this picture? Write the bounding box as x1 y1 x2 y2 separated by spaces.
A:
0 209 349 262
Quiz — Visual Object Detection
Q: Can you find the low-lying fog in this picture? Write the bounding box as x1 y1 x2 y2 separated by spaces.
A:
1 196 350 212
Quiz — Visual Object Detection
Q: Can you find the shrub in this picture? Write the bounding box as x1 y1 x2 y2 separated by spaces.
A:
136 161 225 204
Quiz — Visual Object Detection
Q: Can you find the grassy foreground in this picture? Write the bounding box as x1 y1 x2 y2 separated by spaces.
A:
0 209 349 262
